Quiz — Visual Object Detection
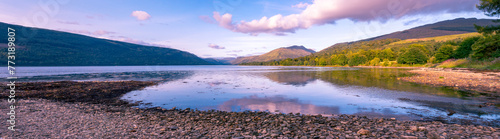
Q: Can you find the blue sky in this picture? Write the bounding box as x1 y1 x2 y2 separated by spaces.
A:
0 0 491 58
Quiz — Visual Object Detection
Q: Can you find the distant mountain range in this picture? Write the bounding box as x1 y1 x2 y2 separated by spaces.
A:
230 45 315 64
203 57 236 65
0 22 212 66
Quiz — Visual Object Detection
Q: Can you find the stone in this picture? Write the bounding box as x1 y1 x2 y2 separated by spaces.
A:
357 129 370 135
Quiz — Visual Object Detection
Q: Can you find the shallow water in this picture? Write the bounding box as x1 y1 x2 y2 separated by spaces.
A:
5 66 499 123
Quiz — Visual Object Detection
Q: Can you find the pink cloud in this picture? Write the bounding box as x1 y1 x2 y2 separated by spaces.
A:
292 2 309 8
208 43 225 49
199 15 216 24
131 11 151 20
58 20 80 25
213 0 479 35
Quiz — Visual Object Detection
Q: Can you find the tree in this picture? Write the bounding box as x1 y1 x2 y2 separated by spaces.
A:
434 44 455 62
378 48 395 60
453 36 480 58
471 34 500 59
409 44 430 56
318 57 327 66
348 53 368 66
476 0 500 34
397 46 428 64
331 54 348 66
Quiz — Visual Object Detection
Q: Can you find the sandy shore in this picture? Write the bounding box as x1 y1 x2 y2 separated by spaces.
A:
1 81 499 138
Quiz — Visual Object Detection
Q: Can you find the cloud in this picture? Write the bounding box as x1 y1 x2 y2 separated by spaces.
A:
208 43 225 49
131 11 151 20
199 15 216 24
213 0 479 35
292 2 309 8
226 50 243 53
58 20 80 25
62 29 115 36
112 36 170 48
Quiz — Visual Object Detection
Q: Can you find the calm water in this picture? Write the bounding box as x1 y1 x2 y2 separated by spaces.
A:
4 66 499 123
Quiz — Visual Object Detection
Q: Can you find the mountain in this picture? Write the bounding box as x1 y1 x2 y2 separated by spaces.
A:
230 45 315 64
317 18 498 55
0 22 212 66
203 57 236 65
366 18 498 41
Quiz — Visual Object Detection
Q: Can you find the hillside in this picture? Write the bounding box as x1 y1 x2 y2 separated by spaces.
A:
317 18 497 56
230 45 315 64
241 31 497 68
0 22 212 66
366 18 497 41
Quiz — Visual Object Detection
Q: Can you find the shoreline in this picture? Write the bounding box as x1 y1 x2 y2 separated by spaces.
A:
400 68 499 94
1 81 499 138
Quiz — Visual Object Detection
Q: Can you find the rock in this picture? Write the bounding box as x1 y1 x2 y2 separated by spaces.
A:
418 127 426 131
357 129 370 135
410 126 417 131
169 126 178 130
401 135 417 139
450 135 461 139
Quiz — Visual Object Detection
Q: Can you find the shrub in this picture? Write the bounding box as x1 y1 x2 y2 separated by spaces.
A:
369 58 381 66
434 44 455 62
428 56 437 64
382 59 390 66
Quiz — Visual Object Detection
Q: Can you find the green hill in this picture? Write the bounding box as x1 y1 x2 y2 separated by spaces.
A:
0 22 212 66
365 18 498 41
242 31 497 69
230 45 315 64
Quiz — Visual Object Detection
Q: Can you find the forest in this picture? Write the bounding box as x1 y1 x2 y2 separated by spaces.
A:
241 33 499 69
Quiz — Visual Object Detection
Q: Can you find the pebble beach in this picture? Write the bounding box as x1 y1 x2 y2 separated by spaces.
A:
0 80 499 138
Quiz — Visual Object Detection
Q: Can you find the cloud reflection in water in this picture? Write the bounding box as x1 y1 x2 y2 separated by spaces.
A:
218 95 339 115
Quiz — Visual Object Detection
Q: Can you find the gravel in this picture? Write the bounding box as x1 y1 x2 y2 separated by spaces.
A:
0 81 498 138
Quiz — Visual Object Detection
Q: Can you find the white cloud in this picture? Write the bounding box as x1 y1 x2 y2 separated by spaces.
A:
62 29 115 36
131 11 151 20
213 0 479 35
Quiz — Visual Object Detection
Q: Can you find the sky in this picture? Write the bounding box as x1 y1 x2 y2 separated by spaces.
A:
0 0 492 58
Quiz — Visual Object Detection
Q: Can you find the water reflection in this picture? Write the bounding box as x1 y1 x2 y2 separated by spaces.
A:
218 95 339 115
5 66 497 124
263 71 316 86
261 68 476 98
0 71 194 82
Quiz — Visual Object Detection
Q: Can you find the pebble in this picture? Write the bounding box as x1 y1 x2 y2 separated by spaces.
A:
1 81 498 138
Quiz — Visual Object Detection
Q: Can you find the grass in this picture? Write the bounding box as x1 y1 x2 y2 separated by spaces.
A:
387 32 481 46
392 63 426 67
436 58 500 70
